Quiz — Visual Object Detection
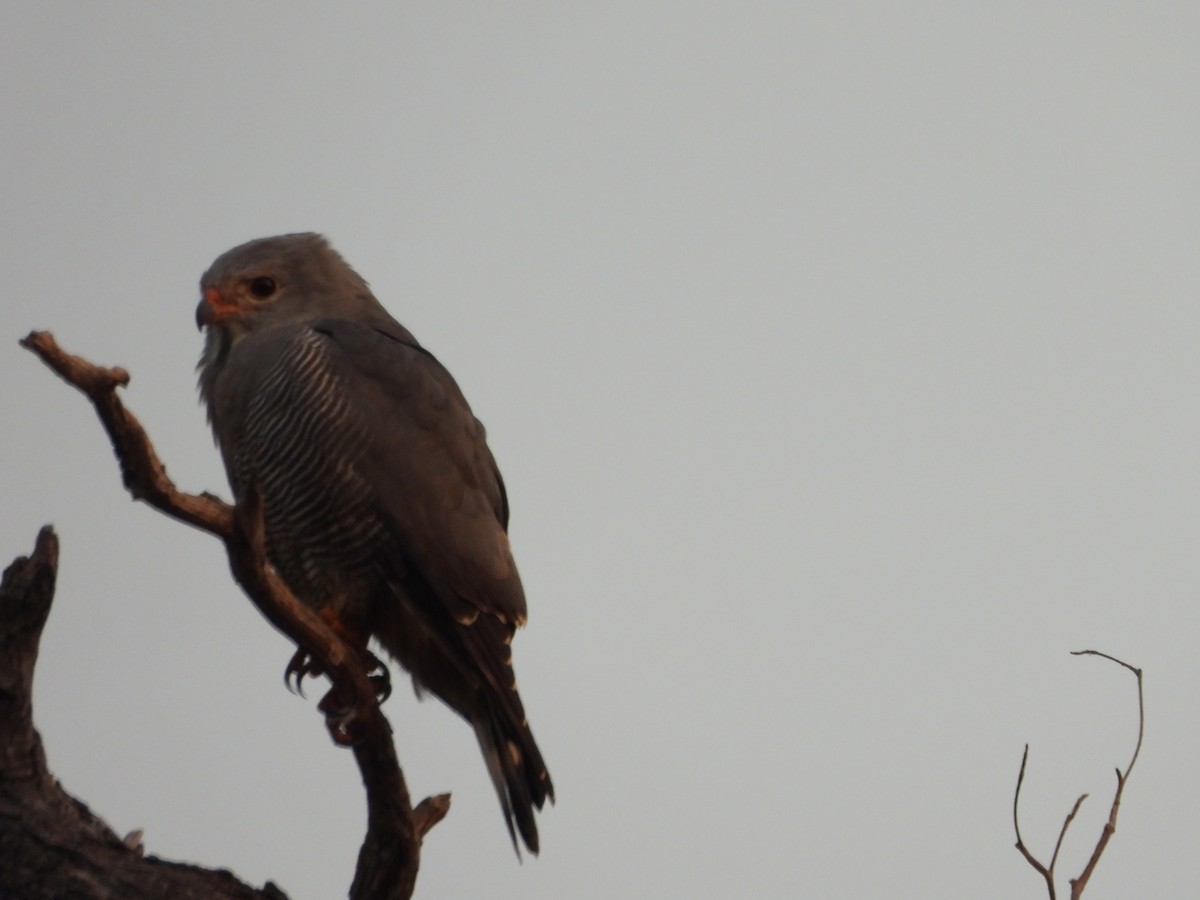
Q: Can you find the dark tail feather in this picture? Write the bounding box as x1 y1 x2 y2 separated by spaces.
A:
475 708 554 856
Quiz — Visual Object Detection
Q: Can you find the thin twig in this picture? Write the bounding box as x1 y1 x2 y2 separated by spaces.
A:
1049 793 1087 873
1067 651 1144 899
1013 743 1057 900
1011 650 1144 900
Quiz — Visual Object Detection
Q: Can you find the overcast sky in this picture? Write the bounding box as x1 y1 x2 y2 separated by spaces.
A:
2 4 1198 898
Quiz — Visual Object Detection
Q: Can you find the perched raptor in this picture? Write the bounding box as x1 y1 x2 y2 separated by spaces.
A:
195 232 552 854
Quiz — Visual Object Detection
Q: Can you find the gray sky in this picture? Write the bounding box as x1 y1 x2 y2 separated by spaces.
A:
2 4 1197 898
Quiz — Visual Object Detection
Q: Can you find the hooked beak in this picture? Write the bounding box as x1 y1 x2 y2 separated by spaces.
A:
195 287 240 330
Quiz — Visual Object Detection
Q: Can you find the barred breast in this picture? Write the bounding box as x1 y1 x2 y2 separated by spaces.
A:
231 328 385 619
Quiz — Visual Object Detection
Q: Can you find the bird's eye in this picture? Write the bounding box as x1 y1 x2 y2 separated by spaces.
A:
248 276 277 299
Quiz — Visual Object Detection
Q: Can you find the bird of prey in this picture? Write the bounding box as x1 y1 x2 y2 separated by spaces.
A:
195 233 552 854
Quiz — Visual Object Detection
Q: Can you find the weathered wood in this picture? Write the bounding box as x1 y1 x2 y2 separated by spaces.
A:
0 527 288 899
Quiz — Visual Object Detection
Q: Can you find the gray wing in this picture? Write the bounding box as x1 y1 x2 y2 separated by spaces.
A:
309 318 527 628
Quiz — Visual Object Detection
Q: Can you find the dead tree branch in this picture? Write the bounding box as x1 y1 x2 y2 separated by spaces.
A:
1012 650 1144 900
16 331 449 899
0 528 289 898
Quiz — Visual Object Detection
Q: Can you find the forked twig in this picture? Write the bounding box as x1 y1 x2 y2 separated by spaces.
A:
1013 744 1058 899
1012 650 1144 900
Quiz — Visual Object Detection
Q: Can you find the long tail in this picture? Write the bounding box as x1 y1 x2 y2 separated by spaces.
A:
475 703 554 856
375 572 554 854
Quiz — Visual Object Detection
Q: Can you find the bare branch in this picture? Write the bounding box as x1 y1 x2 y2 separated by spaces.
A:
1068 651 1144 899
20 331 233 538
1011 651 1144 900
1049 794 1087 874
1012 744 1057 900
1 529 288 898
20 331 445 899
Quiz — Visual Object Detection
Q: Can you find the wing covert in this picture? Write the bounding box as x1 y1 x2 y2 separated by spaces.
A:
310 319 527 627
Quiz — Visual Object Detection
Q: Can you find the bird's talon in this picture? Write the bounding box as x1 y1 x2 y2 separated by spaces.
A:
284 648 323 697
319 688 366 745
364 650 393 702
369 671 392 703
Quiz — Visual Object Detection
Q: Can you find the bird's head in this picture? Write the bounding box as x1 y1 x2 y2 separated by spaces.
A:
195 232 400 409
195 232 377 338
